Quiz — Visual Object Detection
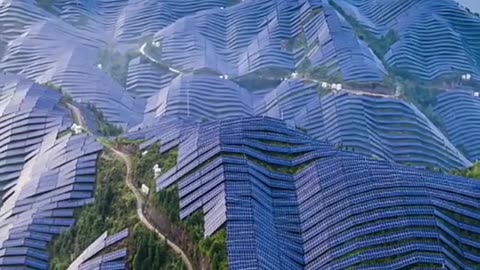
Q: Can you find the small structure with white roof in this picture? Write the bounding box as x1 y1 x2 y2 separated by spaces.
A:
141 184 150 195
461 73 472 81
153 164 162 178
70 123 83 135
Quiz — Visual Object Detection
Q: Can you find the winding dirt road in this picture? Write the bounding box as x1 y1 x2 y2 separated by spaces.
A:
109 148 194 270
67 103 194 270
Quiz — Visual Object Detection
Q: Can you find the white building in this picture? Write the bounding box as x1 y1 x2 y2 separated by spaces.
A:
153 164 162 178
141 184 150 195
70 123 83 134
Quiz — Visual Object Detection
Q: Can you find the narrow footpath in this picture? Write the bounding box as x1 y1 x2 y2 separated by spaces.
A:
109 148 194 270
67 102 194 270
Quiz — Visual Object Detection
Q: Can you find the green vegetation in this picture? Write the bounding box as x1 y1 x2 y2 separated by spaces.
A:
134 144 178 190
154 186 182 222
131 224 186 270
142 39 182 73
42 82 62 92
151 192 229 270
0 41 5 58
36 0 58 14
382 72 448 133
296 126 308 133
226 0 241 7
114 136 144 146
257 139 298 147
41 82 74 105
193 68 222 77
284 33 309 52
62 92 74 104
143 40 162 60
50 157 137 270
297 58 343 83
235 68 290 90
329 0 398 59
50 154 185 270
199 229 228 270
347 251 442 269
87 103 124 136
169 209 228 270
336 143 356 152
56 129 72 139
248 154 315 175
453 163 480 179
98 48 139 87
135 146 228 270
97 137 113 147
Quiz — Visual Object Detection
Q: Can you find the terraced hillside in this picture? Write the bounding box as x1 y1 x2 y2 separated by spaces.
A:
0 76 102 268
128 117 480 270
434 89 480 162
293 91 471 170
1 0 480 269
333 0 480 80
0 75 72 193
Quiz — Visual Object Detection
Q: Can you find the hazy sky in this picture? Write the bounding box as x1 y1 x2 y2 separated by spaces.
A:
457 0 480 13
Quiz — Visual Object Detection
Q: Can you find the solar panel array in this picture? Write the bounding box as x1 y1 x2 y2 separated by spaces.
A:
151 117 480 270
144 74 254 121
297 154 480 270
0 74 102 269
68 229 129 270
293 91 471 170
147 0 386 81
137 77 470 170
0 133 101 269
1 1 480 269
126 57 174 100
0 0 389 106
434 89 480 162
0 75 71 196
5 0 227 45
308 0 387 82
0 20 142 127
334 0 480 80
